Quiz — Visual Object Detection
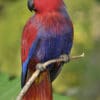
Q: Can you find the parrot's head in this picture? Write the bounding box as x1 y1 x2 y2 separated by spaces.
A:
28 0 64 13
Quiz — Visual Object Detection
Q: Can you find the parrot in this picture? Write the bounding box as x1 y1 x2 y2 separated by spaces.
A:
21 0 74 99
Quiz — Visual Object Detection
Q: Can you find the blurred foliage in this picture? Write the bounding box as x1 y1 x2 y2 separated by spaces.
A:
0 73 20 100
0 0 100 100
0 73 71 100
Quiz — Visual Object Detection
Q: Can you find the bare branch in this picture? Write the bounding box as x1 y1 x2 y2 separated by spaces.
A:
17 70 40 100
16 53 84 100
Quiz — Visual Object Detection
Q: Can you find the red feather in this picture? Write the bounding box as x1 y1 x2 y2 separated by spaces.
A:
21 17 52 100
21 17 37 62
22 57 52 100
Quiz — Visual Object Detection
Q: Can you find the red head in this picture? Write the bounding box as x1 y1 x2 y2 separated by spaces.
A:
28 0 64 13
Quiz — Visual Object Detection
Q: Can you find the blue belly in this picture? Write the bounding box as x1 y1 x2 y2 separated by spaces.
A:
36 33 72 62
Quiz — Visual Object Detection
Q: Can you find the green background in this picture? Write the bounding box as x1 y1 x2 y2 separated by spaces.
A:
0 0 100 100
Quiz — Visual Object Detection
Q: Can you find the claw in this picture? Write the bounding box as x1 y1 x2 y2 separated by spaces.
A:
60 54 70 62
36 63 46 71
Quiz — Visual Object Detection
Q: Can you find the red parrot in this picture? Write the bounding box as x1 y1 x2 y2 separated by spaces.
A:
21 0 73 99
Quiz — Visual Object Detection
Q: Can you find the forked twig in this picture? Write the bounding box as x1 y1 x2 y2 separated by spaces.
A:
16 53 85 100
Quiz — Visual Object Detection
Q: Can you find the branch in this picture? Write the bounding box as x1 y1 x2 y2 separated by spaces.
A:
16 53 85 100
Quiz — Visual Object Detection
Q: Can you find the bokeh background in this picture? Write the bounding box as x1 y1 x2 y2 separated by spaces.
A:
0 0 100 100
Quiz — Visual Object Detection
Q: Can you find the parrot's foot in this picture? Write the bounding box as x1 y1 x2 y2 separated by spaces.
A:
60 54 70 63
36 63 46 71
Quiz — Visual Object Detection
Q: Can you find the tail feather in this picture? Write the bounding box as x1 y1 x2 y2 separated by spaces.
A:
22 70 52 100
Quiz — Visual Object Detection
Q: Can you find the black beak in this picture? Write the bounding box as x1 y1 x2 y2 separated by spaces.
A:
27 0 34 12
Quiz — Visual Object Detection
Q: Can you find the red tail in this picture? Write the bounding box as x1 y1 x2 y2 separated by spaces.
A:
22 70 52 100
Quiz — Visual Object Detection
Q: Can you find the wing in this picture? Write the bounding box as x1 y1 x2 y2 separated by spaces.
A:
21 19 40 88
49 20 74 82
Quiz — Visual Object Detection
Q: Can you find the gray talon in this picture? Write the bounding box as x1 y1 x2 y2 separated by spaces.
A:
36 63 46 71
60 54 70 62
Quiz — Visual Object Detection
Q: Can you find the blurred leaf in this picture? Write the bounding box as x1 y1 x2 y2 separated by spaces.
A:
0 73 72 100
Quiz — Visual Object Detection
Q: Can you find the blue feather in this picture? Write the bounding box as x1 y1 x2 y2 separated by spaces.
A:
21 37 40 87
